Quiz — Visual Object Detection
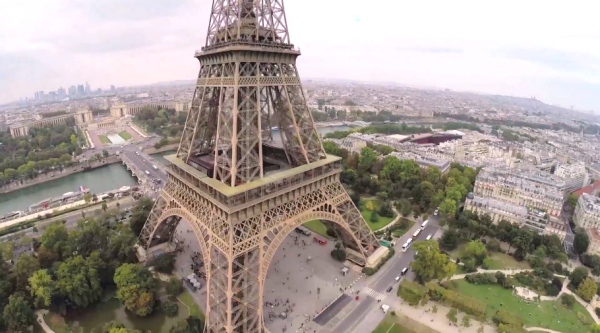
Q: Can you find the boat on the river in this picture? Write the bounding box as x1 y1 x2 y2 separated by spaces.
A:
29 186 90 212
0 211 25 223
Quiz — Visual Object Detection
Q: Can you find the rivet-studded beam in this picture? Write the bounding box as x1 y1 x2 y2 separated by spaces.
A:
140 1 380 332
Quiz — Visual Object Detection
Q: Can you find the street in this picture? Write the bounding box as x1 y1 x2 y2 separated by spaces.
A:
325 215 442 333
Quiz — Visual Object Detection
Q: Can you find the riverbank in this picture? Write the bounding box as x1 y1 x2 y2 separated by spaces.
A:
0 144 178 195
0 157 121 194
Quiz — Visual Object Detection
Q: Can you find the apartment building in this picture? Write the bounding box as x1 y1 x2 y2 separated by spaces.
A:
573 193 600 229
465 194 566 237
555 162 590 194
474 167 564 216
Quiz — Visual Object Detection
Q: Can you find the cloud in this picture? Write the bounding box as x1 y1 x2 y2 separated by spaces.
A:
0 0 598 111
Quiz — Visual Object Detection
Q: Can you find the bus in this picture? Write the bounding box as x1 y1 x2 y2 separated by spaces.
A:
412 229 421 238
401 241 412 252
421 220 429 230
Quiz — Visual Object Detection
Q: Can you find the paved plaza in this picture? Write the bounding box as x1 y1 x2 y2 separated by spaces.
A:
171 221 363 333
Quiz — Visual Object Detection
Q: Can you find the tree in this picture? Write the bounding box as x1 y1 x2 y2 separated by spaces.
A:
28 269 56 307
567 194 578 209
461 315 471 328
56 256 103 308
439 198 457 216
378 201 394 218
369 209 380 223
561 294 575 308
446 308 458 324
577 277 598 302
148 253 176 274
166 278 184 296
570 267 590 288
102 202 108 212
41 222 69 258
399 199 412 217
410 240 456 283
439 229 459 250
358 147 377 172
114 264 156 317
83 193 93 204
463 240 487 265
591 323 600 333
574 231 590 255
13 254 40 292
102 150 109 158
169 316 205 333
162 301 179 317
365 201 375 211
3 295 34 333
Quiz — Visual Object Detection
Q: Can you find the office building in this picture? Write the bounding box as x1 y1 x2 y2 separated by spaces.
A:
573 193 600 229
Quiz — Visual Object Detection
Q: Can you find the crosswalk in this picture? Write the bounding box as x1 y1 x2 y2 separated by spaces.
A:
361 287 386 301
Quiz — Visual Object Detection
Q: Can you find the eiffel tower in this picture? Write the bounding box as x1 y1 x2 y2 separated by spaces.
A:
138 1 379 332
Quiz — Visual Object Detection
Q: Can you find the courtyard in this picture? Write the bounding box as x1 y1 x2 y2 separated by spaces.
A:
171 220 362 333
88 126 142 148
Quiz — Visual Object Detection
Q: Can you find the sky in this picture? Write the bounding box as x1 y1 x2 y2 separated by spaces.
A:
0 0 599 111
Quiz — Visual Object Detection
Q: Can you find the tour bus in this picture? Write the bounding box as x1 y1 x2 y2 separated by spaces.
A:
421 220 429 230
401 239 412 252
412 229 421 238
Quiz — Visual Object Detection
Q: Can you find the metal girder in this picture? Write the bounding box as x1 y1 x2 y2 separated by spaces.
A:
140 174 379 333
139 1 380 332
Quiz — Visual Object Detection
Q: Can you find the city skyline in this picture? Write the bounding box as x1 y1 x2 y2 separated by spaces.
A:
0 0 599 111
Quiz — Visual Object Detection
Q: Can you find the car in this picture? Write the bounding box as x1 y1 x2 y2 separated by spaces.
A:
400 267 408 275
386 286 393 293
434 209 439 216
394 276 401 282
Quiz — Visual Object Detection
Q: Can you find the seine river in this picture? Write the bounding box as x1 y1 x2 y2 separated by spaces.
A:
0 126 349 216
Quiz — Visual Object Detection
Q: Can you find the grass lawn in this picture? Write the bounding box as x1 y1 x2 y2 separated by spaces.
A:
45 313 70 333
119 130 132 140
359 199 396 231
178 290 205 320
450 243 531 270
99 135 111 144
454 279 593 333
304 220 328 237
372 314 414 333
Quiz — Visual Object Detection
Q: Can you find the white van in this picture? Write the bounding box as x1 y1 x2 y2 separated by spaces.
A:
426 234 432 241
381 304 390 313
394 275 401 282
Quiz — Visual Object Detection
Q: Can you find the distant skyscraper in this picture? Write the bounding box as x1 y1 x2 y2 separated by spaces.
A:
49 92 57 101
57 87 66 99
77 85 85 95
111 85 115 91
69 86 77 96
85 82 91 94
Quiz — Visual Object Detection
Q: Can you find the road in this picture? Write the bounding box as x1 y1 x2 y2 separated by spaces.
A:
121 150 168 184
328 216 441 333
81 135 162 160
0 199 135 241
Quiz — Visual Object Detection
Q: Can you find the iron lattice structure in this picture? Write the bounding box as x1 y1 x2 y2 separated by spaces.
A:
139 1 380 332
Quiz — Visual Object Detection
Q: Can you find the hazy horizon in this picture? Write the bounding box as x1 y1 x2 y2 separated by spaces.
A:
1 0 598 111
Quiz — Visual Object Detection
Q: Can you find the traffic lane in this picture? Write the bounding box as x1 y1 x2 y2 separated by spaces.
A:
372 224 439 292
330 298 375 333
126 152 165 182
313 294 352 326
134 153 167 182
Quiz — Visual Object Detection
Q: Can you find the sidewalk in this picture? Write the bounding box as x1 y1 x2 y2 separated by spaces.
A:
35 310 56 333
387 297 496 333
